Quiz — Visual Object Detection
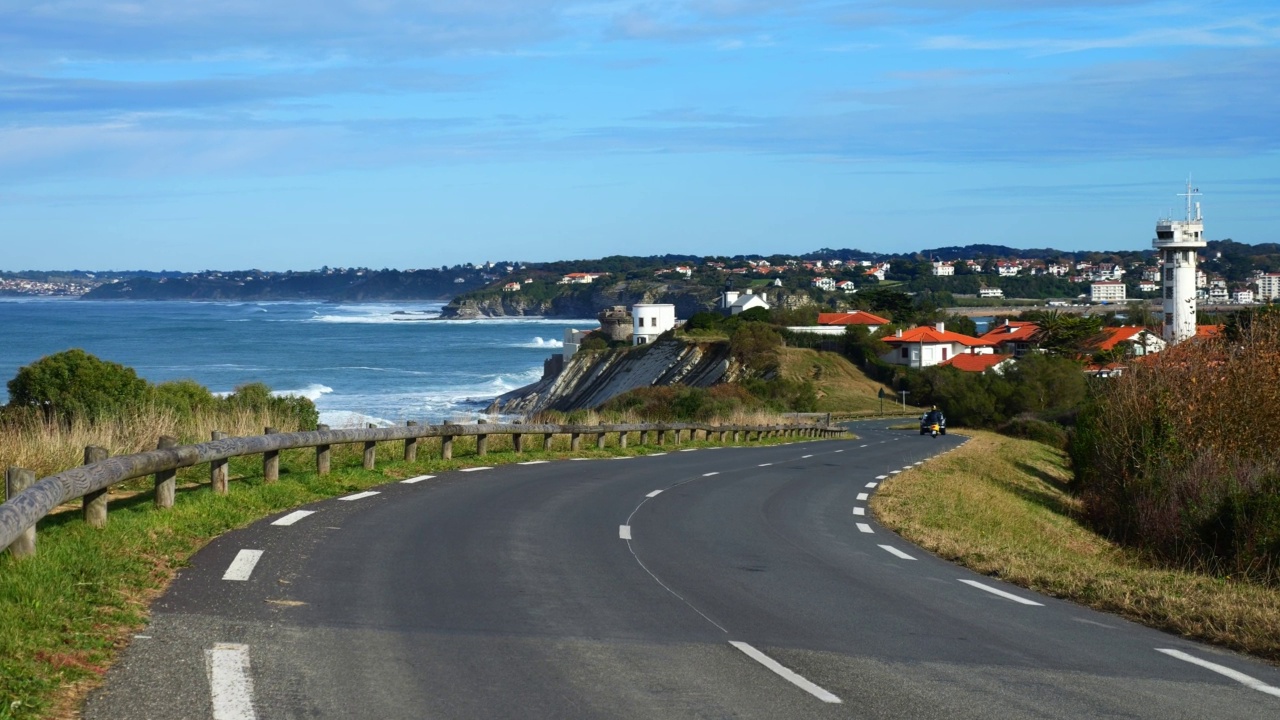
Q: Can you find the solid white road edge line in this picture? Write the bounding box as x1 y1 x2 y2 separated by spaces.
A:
857 493 869 501
459 466 493 472
879 545 916 560
518 460 549 465
853 507 866 516
646 489 663 498
860 445 868 448
401 474 435 483
856 523 874 534
958 579 1044 606
1155 649 1280 698
619 525 632 540
340 491 380 501
271 510 314 526
802 454 813 458
759 463 773 467
703 472 720 477
222 550 264 582
729 641 841 704
206 643 257 720
648 452 668 456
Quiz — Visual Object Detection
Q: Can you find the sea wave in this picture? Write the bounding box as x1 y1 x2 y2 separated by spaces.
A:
511 336 564 349
271 384 334 401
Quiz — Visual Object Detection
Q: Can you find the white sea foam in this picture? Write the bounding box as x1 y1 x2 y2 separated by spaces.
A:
512 336 564 349
319 410 397 428
272 384 334 401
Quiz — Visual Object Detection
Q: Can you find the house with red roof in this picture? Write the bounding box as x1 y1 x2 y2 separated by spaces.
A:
979 320 1040 357
1090 325 1166 357
939 353 1015 373
788 311 890 336
880 322 996 368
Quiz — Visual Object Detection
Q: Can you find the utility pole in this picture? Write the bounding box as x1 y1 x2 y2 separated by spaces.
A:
899 390 910 413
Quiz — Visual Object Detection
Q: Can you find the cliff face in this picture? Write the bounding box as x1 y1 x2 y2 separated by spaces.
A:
488 338 740 416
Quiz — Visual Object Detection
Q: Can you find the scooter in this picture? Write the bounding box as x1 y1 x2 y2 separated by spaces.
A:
929 423 940 438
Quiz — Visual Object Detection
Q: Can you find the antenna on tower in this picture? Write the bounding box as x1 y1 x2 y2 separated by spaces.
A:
1178 177 1201 222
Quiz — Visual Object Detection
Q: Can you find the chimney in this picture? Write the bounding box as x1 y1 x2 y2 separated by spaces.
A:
895 329 903 338
935 322 945 333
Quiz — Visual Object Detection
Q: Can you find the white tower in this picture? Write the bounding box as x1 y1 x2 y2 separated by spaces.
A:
1153 181 1206 345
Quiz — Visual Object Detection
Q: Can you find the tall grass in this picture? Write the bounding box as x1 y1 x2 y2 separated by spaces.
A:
0 404 311 493
1071 311 1280 584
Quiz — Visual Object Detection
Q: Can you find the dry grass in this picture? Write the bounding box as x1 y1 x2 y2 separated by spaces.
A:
872 430 1280 662
777 348 893 413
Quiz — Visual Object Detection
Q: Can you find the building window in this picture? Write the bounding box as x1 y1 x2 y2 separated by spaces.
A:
941 348 948 361
901 347 908 359
1165 287 1174 299
1165 313 1173 325
1165 268 1174 282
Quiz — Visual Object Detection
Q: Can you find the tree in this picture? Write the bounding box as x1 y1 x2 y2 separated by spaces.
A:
7 349 151 421
729 323 782 374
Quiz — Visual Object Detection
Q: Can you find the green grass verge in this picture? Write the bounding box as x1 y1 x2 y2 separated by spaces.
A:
0 431 818 719
871 430 1280 663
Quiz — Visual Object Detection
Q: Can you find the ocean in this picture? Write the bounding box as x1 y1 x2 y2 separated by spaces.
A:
0 299 594 426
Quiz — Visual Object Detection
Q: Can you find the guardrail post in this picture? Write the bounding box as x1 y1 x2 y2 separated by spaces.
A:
363 424 378 470
659 430 667 445
595 433 606 450
405 421 418 462
211 431 229 493
570 433 581 451
83 446 109 528
153 435 178 509
476 433 488 457
442 435 454 460
513 433 524 453
5 467 36 557
542 433 553 452
618 431 627 449
640 429 649 445
316 424 331 476
263 427 280 483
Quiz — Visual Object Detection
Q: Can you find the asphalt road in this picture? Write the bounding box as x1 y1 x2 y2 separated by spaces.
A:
84 421 1280 719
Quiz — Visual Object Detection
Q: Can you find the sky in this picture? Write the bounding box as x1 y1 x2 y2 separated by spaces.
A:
1 1 1277 271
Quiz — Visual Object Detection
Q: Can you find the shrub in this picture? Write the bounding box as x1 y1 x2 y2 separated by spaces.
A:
153 379 218 418
224 383 319 430
7 349 150 421
729 323 782 375
998 416 1069 450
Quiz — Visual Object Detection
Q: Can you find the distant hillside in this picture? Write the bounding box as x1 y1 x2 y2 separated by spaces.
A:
777 348 895 414
83 268 493 301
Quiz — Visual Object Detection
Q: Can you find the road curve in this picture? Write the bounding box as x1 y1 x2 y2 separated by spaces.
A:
84 420 1280 719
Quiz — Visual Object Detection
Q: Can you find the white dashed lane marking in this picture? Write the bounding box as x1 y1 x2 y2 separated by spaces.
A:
759 463 773 467
619 525 632 540
222 550 264 582
866 482 878 488
206 643 258 720
340 491 380 501
401 474 435 484
875 475 888 480
1156 649 1280 698
802 454 813 459
959 579 1044 606
856 523 874 534
703 472 720 477
646 489 664 498
853 507 866 516
879 545 916 560
856 493 869 501
518 460 549 465
271 510 314 526
730 642 841 704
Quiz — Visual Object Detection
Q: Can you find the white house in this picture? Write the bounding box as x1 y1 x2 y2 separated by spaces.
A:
1138 281 1159 292
722 290 770 315
558 272 607 285
978 286 1004 298
996 262 1021 277
932 261 954 276
632 304 677 345
880 323 996 369
502 282 521 292
1208 285 1229 303
1232 289 1254 305
811 277 836 291
563 328 594 359
1090 281 1126 303
836 280 857 293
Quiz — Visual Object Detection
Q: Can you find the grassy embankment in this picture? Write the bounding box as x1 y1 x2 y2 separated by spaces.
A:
0 416 819 720
872 430 1280 662
776 348 897 415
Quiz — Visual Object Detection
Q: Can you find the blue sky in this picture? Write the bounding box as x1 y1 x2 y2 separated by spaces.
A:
1 1 1277 271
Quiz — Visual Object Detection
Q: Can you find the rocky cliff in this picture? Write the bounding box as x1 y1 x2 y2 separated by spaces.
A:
487 338 740 416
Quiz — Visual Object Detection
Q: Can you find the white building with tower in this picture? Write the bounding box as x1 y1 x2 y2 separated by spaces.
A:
632 304 676 345
1154 182 1206 345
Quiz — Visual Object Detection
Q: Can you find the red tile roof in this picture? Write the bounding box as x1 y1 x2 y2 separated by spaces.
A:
1095 326 1159 351
882 326 995 347
979 320 1039 344
817 311 890 326
939 354 1013 372
1196 325 1223 337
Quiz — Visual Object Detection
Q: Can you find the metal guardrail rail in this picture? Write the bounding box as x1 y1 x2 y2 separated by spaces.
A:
1 420 845 557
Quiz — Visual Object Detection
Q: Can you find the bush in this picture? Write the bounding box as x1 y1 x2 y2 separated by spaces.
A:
154 379 218 418
729 323 782 375
225 383 319 430
7 349 150 421
998 416 1069 450
1070 310 1280 583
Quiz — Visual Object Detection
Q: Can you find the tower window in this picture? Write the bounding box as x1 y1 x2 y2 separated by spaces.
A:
1165 268 1174 282
1166 287 1174 299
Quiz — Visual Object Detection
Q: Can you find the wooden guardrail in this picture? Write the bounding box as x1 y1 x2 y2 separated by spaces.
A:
1 420 845 558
